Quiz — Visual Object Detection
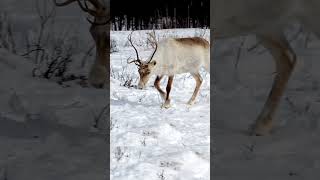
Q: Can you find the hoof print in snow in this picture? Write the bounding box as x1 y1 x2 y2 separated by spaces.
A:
159 161 181 170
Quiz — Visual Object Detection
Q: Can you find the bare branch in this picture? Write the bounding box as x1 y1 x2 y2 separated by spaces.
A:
235 36 245 69
146 30 157 48
93 103 109 129
81 44 95 67
37 0 56 25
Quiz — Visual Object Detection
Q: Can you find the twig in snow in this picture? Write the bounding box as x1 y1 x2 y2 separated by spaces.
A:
114 146 125 162
81 44 95 68
93 104 109 129
234 36 246 69
157 170 166 180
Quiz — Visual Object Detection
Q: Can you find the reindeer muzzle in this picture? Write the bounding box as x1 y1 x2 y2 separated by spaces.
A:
137 82 145 89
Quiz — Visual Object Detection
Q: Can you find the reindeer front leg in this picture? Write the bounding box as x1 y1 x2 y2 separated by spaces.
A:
88 18 109 88
251 31 296 136
188 72 203 105
154 75 166 100
161 76 174 108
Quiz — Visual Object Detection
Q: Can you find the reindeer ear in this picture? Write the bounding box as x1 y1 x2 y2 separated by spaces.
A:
150 60 157 66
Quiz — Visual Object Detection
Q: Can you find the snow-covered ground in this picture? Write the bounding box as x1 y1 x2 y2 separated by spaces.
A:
110 29 210 180
0 28 209 179
0 1 112 179
213 24 320 179
0 48 110 179
0 1 211 178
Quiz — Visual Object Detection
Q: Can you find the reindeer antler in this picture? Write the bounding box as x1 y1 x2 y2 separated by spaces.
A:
85 0 103 8
148 29 158 63
127 31 141 61
53 0 107 25
53 0 77 6
53 0 102 7
86 17 110 25
53 0 97 16
127 56 141 66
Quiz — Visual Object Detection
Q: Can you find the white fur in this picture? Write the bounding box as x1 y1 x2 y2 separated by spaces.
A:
148 38 210 76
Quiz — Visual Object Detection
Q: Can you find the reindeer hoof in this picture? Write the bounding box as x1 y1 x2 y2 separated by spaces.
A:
89 64 107 89
91 83 105 89
249 121 272 136
250 128 270 136
161 104 171 109
161 100 171 109
187 100 195 106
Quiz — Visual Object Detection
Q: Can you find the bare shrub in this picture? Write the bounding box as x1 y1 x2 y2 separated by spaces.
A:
92 104 109 130
146 30 158 49
114 146 125 162
22 0 86 85
110 39 118 53
0 12 16 54
157 170 166 180
111 65 138 88
194 28 207 38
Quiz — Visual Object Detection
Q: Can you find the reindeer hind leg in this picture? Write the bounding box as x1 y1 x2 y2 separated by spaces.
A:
188 72 203 105
251 31 296 136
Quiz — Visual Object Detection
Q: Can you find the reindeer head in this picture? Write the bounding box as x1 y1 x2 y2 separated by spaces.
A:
127 31 158 89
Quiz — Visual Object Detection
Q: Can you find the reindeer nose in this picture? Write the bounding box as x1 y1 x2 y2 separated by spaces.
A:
91 83 105 89
137 83 145 89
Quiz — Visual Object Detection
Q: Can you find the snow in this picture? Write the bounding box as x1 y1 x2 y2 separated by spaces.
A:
1 0 320 178
0 28 209 180
0 1 210 179
110 28 210 180
2 3 320 178
0 48 108 179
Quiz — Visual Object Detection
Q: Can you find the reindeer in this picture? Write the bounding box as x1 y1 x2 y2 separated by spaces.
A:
127 31 210 108
53 0 110 88
213 0 320 135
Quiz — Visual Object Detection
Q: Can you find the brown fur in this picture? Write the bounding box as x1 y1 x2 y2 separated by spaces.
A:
154 75 166 99
174 37 209 48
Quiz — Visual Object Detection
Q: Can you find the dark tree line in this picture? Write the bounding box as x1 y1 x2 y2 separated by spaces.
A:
111 0 209 30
